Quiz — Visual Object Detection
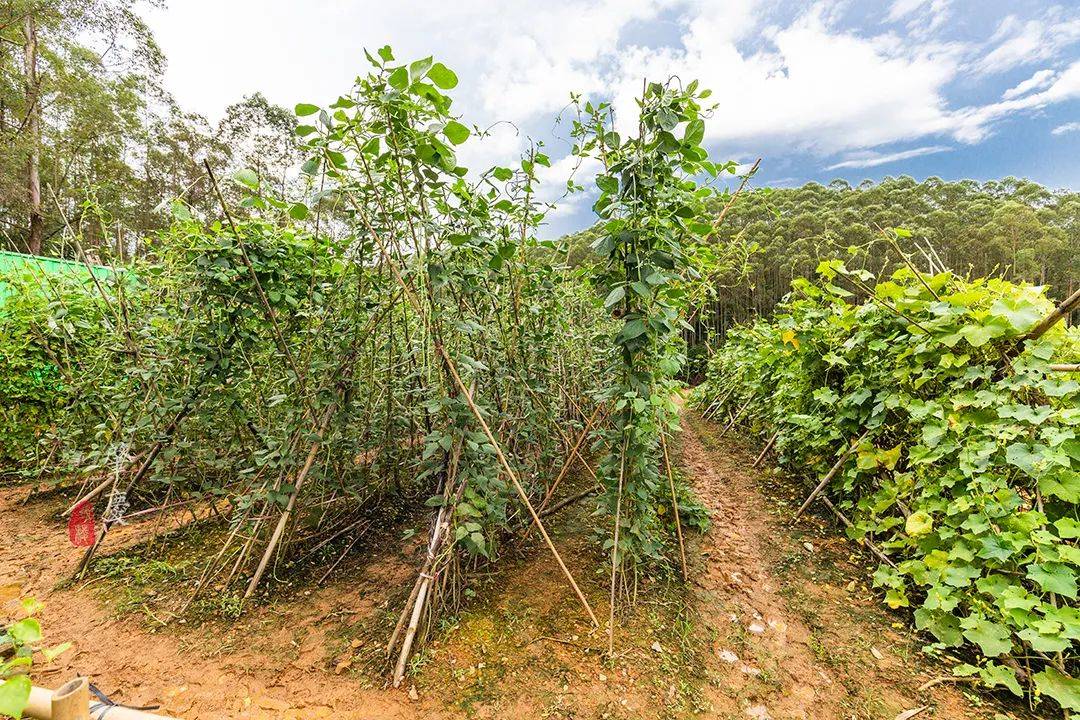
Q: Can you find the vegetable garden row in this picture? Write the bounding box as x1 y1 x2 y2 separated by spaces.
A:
1 48 734 709
3 44 1078 719
693 257 1080 712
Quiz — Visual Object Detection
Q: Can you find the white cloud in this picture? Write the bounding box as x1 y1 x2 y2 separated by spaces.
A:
143 0 1080 203
887 0 951 34
1052 122 1080 135
887 0 930 21
596 5 965 155
950 60 1080 142
976 12 1080 74
825 145 951 170
1002 69 1057 99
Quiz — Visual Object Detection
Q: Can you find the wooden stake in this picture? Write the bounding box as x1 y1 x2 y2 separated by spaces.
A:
792 432 867 521
752 430 779 468
1049 363 1078 372
659 431 688 581
608 434 629 658
244 406 334 600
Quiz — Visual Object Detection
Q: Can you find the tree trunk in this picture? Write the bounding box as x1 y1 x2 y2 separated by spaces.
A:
23 14 43 255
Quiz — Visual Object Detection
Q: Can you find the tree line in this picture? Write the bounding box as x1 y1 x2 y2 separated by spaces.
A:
687 176 1079 351
0 0 299 261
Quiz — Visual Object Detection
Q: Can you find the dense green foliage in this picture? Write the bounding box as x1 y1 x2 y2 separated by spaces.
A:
693 177 1080 343
569 81 733 582
0 50 717 677
0 1 299 259
694 257 1080 711
0 263 121 470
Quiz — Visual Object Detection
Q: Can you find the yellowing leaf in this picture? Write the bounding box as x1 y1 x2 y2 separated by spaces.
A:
906 511 933 536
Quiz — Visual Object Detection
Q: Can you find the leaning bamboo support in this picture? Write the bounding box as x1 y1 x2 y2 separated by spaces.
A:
818 495 896 569
25 681 180 720
1023 287 1080 344
387 493 456 657
659 431 688 581
244 406 334 600
538 405 603 508
438 347 599 627
752 430 779 468
1050 364 1079 372
703 383 737 420
719 397 752 437
792 432 867 521
363 217 600 628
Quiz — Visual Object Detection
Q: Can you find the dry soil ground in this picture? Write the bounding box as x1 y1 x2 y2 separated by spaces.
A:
0 406 1029 719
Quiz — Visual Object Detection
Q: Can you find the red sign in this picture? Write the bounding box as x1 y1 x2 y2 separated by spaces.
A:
68 501 96 547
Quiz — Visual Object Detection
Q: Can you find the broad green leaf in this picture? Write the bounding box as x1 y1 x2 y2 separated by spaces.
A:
683 119 704 146
1027 562 1077 599
444 120 470 145
409 56 434 81
427 62 458 89
906 511 933 536
232 168 259 189
1034 667 1080 710
294 103 319 116
0 676 31 719
603 286 625 309
388 67 409 90
960 616 1012 656
9 618 41 645
980 663 1022 697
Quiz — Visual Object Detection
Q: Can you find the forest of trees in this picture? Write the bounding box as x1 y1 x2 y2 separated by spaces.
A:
686 176 1079 349
2 2 1075 342
0 0 298 261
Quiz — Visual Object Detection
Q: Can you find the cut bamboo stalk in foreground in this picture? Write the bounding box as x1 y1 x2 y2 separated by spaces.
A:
25 680 180 720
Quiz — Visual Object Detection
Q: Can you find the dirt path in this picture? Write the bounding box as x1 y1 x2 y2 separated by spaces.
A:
677 406 996 719
0 407 1013 719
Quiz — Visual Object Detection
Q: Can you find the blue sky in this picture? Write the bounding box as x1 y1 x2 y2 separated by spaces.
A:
146 0 1080 236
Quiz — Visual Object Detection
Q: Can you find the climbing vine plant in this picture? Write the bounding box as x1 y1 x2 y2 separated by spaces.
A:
695 259 1080 712
570 80 746 627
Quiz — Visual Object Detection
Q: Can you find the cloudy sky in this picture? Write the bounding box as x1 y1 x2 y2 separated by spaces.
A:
145 0 1080 235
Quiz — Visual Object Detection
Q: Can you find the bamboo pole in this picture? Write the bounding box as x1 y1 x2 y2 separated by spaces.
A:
51 678 89 720
25 682 180 720
752 430 779 468
792 432 867 521
818 495 896 569
243 406 334 600
1023 287 1080 344
362 216 599 628
608 434 629 658
1049 364 1079 372
659 431 688 581
535 404 604 516
393 573 432 687
719 397 752 437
